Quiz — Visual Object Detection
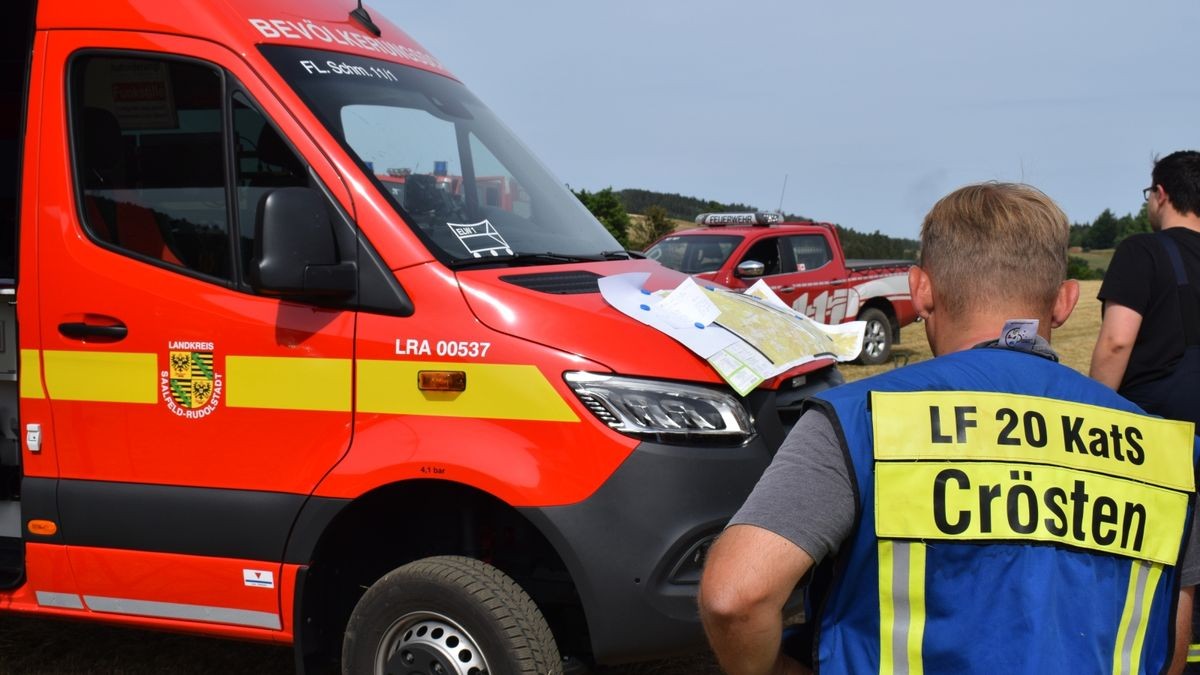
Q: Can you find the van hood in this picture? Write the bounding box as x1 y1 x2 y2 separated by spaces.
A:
456 260 725 383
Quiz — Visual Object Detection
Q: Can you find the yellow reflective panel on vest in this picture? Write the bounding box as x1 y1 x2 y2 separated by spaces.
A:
875 461 1188 565
871 391 1195 492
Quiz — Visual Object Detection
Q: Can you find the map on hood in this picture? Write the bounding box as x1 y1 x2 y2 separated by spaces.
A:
598 273 864 395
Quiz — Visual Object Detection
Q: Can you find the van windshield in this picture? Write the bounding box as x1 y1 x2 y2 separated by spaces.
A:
260 46 621 267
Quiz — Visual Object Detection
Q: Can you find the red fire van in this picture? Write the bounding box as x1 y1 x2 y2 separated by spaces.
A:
0 2 842 672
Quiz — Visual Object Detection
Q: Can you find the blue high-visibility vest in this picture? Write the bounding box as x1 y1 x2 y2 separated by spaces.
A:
810 347 1199 674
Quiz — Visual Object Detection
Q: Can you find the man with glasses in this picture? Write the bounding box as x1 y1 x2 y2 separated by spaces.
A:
1092 150 1200 428
1093 150 1200 674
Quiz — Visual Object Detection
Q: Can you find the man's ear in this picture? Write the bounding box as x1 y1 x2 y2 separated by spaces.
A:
1051 279 1080 328
909 265 934 319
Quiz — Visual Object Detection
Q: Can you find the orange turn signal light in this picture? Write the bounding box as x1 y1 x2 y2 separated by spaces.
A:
27 519 57 536
418 370 467 392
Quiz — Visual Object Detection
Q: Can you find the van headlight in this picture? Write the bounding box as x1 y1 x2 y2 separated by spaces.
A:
565 372 753 446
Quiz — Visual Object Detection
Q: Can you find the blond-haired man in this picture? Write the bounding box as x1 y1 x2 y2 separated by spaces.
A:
700 183 1199 674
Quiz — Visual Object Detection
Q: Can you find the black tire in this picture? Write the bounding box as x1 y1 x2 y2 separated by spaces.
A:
854 307 893 365
342 555 562 675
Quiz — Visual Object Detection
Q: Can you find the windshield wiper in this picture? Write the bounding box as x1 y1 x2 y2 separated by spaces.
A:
448 251 607 270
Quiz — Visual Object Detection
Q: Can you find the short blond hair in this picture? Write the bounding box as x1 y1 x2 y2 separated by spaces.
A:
920 182 1068 316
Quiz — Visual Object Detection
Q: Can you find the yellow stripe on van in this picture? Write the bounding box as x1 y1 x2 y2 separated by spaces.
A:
225 356 351 412
42 350 156 404
19 349 44 399
357 360 579 422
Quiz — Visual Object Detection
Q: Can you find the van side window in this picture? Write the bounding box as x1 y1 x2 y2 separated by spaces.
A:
340 104 468 253
786 234 832 271
231 93 308 279
71 55 232 280
467 134 532 219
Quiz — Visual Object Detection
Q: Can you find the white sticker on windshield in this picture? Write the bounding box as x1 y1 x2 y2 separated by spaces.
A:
447 220 513 258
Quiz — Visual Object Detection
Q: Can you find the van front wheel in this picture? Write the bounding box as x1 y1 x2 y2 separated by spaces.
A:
342 555 562 675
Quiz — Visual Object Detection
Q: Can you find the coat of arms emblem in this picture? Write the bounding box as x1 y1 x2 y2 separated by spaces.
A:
169 351 215 408
161 342 223 419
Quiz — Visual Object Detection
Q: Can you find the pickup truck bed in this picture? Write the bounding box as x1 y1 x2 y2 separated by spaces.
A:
845 259 915 272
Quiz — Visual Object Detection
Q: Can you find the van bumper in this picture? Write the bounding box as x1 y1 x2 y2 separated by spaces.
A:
519 434 774 664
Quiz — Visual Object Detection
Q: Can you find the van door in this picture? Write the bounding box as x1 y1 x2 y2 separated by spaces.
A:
31 31 355 629
0 0 38 590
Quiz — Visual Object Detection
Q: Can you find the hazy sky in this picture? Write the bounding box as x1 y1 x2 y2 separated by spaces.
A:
370 1 1199 239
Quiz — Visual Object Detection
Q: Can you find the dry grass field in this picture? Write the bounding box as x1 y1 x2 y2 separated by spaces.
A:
0 283 1107 674
841 278 1103 381
1071 249 1115 274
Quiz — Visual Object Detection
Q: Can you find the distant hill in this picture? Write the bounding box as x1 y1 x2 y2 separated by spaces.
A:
619 189 762 222
617 188 919 261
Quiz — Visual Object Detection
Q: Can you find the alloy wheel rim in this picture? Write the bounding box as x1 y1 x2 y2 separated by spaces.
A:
864 319 886 357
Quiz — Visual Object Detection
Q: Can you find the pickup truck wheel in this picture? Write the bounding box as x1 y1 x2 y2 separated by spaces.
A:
855 308 893 366
342 555 562 675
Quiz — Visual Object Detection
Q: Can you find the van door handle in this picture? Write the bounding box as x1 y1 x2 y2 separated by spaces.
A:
778 286 796 293
58 321 128 341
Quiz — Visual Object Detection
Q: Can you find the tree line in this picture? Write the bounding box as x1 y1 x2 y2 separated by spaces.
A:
1064 204 1150 280
619 188 759 221
573 187 920 259
1070 205 1149 251
574 187 1143 282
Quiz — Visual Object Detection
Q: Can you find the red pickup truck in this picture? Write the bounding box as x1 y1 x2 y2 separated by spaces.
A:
645 213 918 365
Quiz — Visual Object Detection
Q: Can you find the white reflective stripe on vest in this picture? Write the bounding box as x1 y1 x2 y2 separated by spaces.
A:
1112 559 1162 675
878 540 926 674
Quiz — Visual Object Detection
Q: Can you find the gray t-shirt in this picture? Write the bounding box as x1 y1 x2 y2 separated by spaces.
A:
731 408 1200 585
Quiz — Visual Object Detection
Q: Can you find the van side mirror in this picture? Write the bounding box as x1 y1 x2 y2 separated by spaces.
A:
735 260 766 278
251 187 356 297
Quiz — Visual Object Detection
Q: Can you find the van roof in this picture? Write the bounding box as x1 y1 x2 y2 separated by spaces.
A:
37 0 454 80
